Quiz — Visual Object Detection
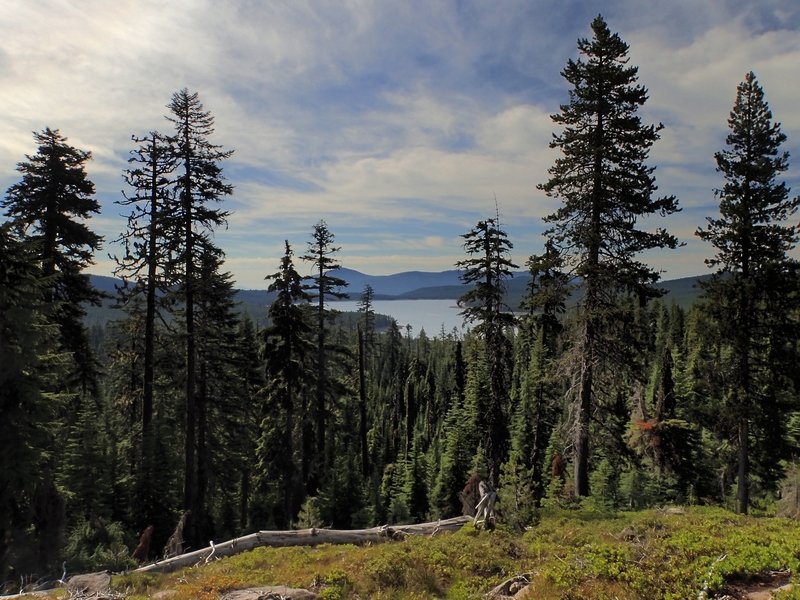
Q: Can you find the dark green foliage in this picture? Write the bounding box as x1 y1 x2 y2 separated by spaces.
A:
2 128 102 305
1 129 104 579
58 394 114 522
114 131 177 509
4 32 800 586
503 241 570 521
2 127 103 391
456 217 517 487
432 343 485 518
63 518 135 573
538 15 680 497
254 241 312 527
302 220 349 490
697 72 800 514
164 88 233 546
0 224 66 580
431 399 476 518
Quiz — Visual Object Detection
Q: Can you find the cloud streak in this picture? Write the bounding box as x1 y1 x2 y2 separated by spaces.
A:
0 0 798 288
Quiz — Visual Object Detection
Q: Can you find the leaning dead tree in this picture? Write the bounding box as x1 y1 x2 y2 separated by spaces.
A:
133 516 471 574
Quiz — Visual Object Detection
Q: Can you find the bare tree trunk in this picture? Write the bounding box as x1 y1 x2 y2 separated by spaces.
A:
182 149 198 549
736 415 749 514
575 353 592 497
358 326 369 477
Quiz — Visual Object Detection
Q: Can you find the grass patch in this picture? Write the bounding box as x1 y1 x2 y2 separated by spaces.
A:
30 507 800 599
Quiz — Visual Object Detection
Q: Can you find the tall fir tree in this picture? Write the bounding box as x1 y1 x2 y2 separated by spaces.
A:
456 216 518 487
0 224 66 580
193 245 241 541
356 285 376 477
503 242 569 519
230 315 265 532
302 220 349 489
256 241 313 526
538 15 680 496
2 127 103 392
164 89 233 546
113 130 177 530
696 72 800 514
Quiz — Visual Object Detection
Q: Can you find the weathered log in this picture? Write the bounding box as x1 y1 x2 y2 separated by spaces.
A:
133 516 471 574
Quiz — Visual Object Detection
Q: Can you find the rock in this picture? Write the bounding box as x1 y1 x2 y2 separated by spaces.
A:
746 583 793 599
484 574 533 599
67 571 112 594
221 586 320 599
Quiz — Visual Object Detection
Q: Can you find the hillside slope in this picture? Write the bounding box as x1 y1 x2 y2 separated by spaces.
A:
92 507 800 599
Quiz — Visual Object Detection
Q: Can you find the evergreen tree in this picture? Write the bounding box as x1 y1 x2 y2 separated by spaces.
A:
113 130 177 530
193 246 241 541
256 241 313 526
456 217 517 487
357 285 376 476
230 315 265 532
358 284 376 350
538 15 680 496
163 89 233 545
432 397 478 518
503 243 569 518
2 127 103 391
0 224 65 579
696 72 800 514
302 220 349 488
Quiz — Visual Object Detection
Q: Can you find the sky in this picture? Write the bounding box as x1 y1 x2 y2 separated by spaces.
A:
1 0 798 290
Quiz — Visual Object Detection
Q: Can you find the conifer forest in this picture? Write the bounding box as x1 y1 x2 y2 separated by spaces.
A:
1 16 799 583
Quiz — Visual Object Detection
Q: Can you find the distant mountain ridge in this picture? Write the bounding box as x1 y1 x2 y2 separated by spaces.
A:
241 267 469 298
86 269 709 325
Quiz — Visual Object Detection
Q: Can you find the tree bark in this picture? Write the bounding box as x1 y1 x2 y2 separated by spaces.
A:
575 321 594 497
358 326 369 477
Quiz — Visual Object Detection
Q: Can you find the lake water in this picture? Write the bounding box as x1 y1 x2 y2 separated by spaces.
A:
331 298 468 337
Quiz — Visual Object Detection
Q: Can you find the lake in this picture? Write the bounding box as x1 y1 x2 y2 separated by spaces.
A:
331 298 468 337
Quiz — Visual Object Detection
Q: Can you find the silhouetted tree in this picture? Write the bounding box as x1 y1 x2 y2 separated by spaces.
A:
539 16 680 496
114 130 177 527
255 241 313 525
164 88 233 546
302 220 348 488
2 127 103 391
697 72 800 513
456 216 517 487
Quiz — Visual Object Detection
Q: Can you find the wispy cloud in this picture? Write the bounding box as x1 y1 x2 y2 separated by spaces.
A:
0 0 797 287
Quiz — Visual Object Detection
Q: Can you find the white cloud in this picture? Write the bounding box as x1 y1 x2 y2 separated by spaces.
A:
2 1 798 289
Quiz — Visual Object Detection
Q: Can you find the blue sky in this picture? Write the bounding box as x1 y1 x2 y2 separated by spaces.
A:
1 0 798 289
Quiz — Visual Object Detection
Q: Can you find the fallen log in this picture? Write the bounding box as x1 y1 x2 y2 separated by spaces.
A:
133 516 471 574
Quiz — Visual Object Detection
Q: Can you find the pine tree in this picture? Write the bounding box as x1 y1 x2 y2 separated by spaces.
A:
230 315 265 531
164 88 233 546
0 224 65 580
503 242 569 516
696 72 800 514
357 285 376 476
358 284 376 350
113 130 177 530
256 241 313 525
2 127 103 391
301 220 349 488
193 246 241 541
456 217 518 487
538 15 680 496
